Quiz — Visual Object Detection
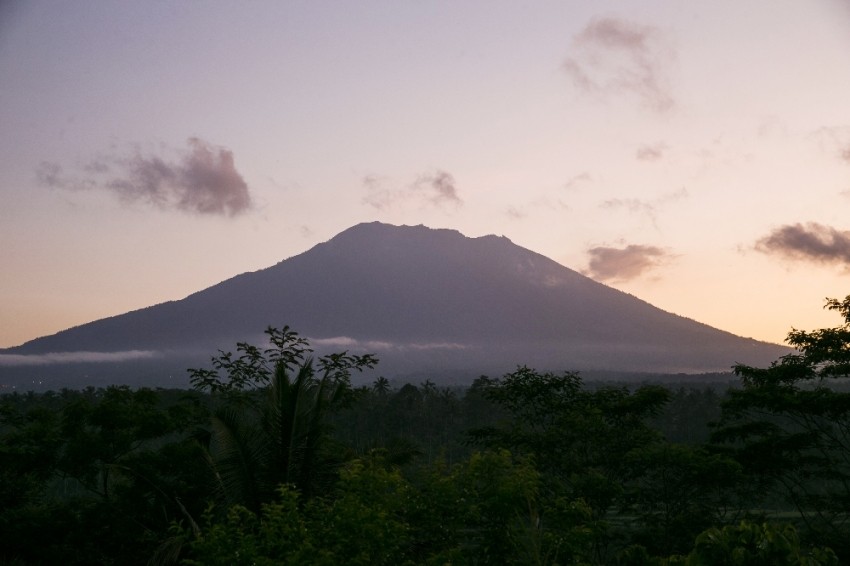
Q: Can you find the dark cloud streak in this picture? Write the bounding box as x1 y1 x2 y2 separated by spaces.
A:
755 222 850 265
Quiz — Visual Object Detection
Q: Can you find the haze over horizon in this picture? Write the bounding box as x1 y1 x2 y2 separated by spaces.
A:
2 1 850 350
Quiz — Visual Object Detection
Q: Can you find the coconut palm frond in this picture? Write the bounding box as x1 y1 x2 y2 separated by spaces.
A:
208 407 266 511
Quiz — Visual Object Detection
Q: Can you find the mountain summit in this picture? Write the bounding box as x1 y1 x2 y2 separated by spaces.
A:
2 222 787 386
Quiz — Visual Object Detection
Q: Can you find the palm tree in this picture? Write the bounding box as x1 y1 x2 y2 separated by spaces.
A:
372 376 391 395
190 327 377 511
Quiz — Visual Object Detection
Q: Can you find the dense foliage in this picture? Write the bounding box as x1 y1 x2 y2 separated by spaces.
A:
2 297 850 564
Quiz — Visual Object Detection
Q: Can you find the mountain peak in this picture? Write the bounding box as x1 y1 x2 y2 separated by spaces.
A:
332 222 512 245
328 222 505 248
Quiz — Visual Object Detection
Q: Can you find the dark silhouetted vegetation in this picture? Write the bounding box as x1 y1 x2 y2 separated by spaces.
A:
3 297 850 564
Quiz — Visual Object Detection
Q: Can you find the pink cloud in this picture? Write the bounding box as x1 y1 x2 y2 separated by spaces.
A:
584 244 673 282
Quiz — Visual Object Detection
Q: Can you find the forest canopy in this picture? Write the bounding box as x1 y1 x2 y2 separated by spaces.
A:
2 298 850 564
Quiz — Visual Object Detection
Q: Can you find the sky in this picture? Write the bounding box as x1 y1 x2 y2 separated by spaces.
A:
2 1 850 351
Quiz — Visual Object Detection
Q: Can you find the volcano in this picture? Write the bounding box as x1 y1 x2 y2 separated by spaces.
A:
1 222 788 388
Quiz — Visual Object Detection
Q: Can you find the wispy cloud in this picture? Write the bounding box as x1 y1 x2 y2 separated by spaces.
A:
0 350 157 366
563 16 675 112
563 172 592 191
37 138 252 216
36 162 73 189
755 222 850 266
361 174 393 209
657 187 688 204
504 196 570 220
362 169 462 210
757 116 787 138
812 126 850 165
601 198 655 216
600 187 687 226
636 143 666 161
416 170 462 206
506 206 526 220
583 244 673 282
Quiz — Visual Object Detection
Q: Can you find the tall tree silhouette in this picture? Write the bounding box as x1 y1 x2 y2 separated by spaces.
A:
713 296 850 559
189 326 377 510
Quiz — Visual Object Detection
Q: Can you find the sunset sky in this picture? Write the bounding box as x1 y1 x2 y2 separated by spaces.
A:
2 1 850 352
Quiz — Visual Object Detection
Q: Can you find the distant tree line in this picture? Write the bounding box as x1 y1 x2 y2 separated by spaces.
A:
2 297 850 564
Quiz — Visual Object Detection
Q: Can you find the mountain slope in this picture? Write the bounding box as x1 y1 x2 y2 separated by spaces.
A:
2 222 788 382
